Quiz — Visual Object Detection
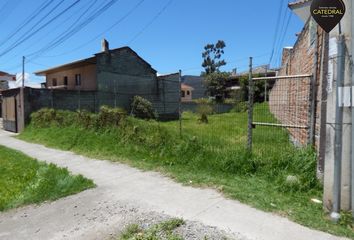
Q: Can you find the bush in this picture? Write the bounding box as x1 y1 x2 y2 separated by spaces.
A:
196 104 213 123
224 98 238 105
30 108 74 127
130 96 157 120
97 106 127 129
31 108 57 127
232 101 248 113
76 110 97 129
194 98 214 105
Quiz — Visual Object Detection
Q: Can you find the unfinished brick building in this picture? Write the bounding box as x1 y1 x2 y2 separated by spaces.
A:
268 0 328 172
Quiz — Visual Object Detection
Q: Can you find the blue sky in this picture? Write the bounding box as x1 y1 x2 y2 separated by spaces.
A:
0 0 304 85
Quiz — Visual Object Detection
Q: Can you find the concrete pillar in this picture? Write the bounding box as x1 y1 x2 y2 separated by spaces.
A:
323 0 352 211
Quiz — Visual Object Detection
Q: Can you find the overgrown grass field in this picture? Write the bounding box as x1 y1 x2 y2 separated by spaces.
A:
18 106 354 238
0 145 94 211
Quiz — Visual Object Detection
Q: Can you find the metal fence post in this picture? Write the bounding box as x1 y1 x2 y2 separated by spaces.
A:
308 75 317 145
247 57 253 151
179 69 182 138
51 88 54 108
78 87 81 111
114 80 117 108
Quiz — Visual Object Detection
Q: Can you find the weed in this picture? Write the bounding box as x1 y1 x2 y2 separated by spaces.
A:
117 219 184 240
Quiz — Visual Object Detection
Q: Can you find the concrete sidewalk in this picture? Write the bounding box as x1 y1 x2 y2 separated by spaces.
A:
0 130 348 240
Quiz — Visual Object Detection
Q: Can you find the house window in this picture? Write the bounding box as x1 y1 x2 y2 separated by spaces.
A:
75 74 81 86
52 78 57 86
187 91 190 96
63 76 68 86
181 91 185 97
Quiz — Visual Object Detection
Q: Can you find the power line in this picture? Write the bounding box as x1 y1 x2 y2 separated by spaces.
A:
128 0 174 44
0 0 24 25
275 13 292 67
0 0 54 47
271 4 292 67
268 0 286 66
0 0 81 58
0 0 97 62
28 0 120 59
40 0 146 58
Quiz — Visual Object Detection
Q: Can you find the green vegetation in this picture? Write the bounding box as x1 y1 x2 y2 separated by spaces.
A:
0 145 94 211
131 96 157 120
118 219 184 240
18 106 354 238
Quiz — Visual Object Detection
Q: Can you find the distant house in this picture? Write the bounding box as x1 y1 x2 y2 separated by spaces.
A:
225 65 277 101
33 39 179 119
181 75 207 100
181 83 194 102
1 40 179 132
0 71 16 90
35 40 158 92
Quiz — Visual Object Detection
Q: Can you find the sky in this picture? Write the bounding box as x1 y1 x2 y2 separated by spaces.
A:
0 0 304 86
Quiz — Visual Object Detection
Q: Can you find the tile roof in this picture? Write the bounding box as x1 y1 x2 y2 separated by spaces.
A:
35 46 157 75
288 0 312 7
181 83 194 90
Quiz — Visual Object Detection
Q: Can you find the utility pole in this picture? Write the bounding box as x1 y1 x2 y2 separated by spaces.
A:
19 56 25 132
331 31 345 222
247 57 253 151
22 56 25 87
351 0 354 219
264 65 268 102
179 70 182 138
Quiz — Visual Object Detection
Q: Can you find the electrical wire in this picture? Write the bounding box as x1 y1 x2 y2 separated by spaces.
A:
268 0 286 66
0 0 81 58
0 0 98 62
28 0 120 59
0 0 24 25
39 0 146 58
275 13 292 67
127 0 174 44
0 0 54 47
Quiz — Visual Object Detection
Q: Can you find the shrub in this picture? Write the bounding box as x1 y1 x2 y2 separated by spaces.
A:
130 96 157 120
196 104 213 124
31 108 57 127
97 106 127 129
76 110 96 129
232 101 248 113
194 98 213 105
30 108 74 127
224 98 238 105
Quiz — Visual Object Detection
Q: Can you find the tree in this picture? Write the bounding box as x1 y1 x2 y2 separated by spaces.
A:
204 72 230 102
202 40 226 75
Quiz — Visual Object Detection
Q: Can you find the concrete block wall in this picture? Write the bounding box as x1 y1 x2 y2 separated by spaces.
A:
96 48 179 119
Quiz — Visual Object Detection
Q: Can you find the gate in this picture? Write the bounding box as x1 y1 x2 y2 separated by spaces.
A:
248 74 314 151
2 96 17 132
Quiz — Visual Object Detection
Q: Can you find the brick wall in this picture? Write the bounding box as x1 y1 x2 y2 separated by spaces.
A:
269 18 327 152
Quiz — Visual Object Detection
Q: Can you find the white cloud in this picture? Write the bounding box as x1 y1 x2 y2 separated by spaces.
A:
8 72 44 89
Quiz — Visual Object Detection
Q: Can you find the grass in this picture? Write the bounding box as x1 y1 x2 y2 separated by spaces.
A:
118 218 185 240
0 145 95 211
17 105 354 238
